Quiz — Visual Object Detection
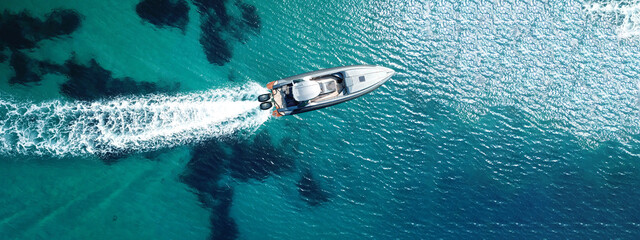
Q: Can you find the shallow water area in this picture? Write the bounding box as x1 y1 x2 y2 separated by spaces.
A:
1 0 640 239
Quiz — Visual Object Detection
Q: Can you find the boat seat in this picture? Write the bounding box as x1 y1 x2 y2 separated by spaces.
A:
278 85 298 107
318 80 337 94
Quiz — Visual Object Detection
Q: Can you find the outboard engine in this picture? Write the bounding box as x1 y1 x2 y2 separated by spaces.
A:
259 102 273 110
258 94 271 102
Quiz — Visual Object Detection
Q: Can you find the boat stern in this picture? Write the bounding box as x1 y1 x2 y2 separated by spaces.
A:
272 109 284 117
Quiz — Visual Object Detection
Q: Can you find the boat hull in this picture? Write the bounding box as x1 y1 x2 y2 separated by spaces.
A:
264 65 394 116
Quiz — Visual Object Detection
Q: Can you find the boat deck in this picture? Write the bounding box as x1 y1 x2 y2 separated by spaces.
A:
310 78 344 103
272 74 346 112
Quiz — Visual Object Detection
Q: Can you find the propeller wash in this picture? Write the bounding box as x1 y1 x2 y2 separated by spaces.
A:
0 84 270 156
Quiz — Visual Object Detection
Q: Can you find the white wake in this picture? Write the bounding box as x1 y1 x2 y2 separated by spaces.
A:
0 83 271 156
585 0 640 38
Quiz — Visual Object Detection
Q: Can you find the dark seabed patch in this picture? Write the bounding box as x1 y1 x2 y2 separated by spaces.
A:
191 0 229 25
59 58 180 101
181 139 227 207
180 130 297 240
236 1 260 31
181 139 235 240
297 169 329 206
206 186 238 240
184 130 297 183
199 13 232 66
0 9 81 84
8 51 63 84
0 9 81 50
136 0 190 31
189 0 260 66
227 131 296 181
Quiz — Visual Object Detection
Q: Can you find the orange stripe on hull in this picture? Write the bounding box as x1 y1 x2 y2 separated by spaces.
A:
266 81 275 90
272 110 283 117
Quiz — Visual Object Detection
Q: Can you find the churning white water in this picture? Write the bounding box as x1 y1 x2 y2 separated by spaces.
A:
0 83 271 156
585 0 640 38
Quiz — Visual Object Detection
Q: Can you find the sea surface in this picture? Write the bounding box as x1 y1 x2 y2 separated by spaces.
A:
1 0 639 239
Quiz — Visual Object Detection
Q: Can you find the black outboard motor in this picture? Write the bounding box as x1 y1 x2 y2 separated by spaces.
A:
259 102 273 110
258 94 271 102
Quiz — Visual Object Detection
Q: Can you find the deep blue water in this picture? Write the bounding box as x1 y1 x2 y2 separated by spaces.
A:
1 0 639 239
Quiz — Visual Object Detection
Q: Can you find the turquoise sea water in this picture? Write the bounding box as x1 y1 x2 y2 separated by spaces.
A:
1 0 639 239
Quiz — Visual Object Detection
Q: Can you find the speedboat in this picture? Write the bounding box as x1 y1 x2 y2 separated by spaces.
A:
257 65 395 117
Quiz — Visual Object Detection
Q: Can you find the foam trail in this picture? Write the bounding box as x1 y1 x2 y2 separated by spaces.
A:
585 0 640 38
0 83 271 156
